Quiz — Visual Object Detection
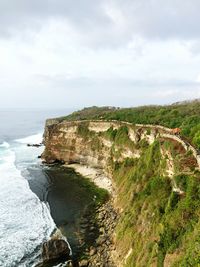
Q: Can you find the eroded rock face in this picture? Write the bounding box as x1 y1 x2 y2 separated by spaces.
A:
41 238 71 265
42 120 144 176
42 121 111 171
42 119 200 172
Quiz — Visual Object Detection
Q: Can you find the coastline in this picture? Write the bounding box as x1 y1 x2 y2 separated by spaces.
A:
29 161 117 266
64 163 118 267
65 163 114 195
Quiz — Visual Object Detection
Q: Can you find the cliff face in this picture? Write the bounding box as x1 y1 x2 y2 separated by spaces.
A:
42 119 200 267
43 120 159 175
43 119 199 172
43 120 113 172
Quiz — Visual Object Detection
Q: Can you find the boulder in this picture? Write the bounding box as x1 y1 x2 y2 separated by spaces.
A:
79 259 89 266
89 247 97 256
42 238 71 264
27 143 42 147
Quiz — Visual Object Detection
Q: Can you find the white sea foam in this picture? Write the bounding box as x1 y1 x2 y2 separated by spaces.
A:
0 141 10 148
15 133 43 145
0 143 56 266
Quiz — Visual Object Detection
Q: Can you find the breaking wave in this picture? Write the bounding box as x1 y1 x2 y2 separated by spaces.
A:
0 137 56 267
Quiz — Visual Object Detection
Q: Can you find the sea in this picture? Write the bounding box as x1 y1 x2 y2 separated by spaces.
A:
0 109 73 267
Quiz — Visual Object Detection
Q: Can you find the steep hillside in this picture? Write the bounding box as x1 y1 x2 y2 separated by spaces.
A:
42 119 200 267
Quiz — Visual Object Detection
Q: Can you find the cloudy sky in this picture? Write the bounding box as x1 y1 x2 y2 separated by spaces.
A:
1 0 200 108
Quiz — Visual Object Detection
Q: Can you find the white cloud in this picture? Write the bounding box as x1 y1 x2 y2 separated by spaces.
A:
0 1 200 108
196 74 200 83
153 89 180 98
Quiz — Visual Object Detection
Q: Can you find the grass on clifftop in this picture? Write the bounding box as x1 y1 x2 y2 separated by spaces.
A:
61 100 200 149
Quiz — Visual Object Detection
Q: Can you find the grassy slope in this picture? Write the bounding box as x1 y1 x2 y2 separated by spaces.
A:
112 141 200 267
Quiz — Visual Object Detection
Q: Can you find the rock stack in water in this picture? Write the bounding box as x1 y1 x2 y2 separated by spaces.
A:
42 238 71 262
37 237 71 267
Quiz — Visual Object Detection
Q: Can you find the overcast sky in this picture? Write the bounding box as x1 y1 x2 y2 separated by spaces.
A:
1 0 200 109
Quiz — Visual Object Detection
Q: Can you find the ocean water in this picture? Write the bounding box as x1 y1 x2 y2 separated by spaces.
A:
0 109 72 267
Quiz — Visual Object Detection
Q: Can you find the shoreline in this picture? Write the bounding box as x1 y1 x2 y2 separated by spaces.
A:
28 162 112 265
65 163 114 195
63 163 118 267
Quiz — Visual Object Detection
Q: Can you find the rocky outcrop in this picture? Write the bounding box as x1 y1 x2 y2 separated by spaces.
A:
77 200 118 267
88 201 118 267
42 239 71 265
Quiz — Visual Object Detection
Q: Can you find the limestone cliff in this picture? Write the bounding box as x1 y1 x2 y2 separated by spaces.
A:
43 119 199 172
42 119 200 267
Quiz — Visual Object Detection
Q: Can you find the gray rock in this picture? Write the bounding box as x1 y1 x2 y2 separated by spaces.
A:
96 236 107 246
41 238 71 264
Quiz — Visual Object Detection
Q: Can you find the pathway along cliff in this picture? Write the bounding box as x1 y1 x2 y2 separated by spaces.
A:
42 119 200 267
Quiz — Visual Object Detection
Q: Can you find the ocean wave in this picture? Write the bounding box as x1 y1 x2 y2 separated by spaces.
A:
0 143 56 266
15 133 43 145
0 141 10 148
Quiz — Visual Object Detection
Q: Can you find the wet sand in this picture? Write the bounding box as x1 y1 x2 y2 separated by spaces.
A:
65 164 113 194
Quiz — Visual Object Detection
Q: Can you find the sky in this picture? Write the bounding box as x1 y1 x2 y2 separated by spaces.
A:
1 0 200 109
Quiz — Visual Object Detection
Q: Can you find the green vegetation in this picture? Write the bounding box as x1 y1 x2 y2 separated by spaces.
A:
77 122 91 140
76 122 103 151
77 175 109 205
62 100 200 148
104 126 117 141
103 126 135 150
61 166 109 206
60 106 117 121
112 141 200 267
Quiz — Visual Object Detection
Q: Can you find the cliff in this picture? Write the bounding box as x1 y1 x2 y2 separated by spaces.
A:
42 119 200 267
43 119 200 171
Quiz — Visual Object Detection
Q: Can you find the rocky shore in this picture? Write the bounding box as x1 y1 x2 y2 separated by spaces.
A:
64 164 118 266
62 164 119 267
76 199 118 267
36 161 118 267
45 199 119 267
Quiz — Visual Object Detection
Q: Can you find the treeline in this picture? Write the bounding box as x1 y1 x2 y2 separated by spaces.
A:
62 101 200 148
